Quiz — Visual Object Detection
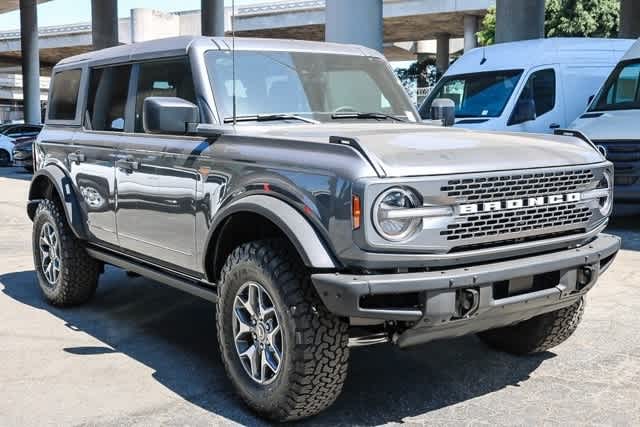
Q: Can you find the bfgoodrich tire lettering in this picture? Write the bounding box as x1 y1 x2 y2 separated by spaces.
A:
32 199 100 306
216 239 349 422
478 298 585 355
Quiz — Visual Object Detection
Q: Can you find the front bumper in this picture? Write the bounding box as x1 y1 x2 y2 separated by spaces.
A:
312 234 620 347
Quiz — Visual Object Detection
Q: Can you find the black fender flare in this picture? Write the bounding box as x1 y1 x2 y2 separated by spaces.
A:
204 195 337 274
28 165 88 240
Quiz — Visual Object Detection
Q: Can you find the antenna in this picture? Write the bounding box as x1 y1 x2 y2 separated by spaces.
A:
231 0 237 126
480 46 487 65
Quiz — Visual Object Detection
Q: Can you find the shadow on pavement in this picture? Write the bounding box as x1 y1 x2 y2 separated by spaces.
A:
0 167 33 182
606 215 640 251
1 268 552 426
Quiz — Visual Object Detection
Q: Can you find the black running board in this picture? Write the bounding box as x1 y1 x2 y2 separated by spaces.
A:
86 247 218 303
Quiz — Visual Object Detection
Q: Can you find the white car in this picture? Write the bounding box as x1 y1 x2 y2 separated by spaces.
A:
419 38 634 134
0 134 15 166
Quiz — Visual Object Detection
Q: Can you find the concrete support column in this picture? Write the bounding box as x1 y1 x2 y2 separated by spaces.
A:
326 0 383 53
19 0 40 125
436 33 450 75
91 0 118 49
495 0 544 44
464 15 479 52
620 0 640 39
202 0 225 36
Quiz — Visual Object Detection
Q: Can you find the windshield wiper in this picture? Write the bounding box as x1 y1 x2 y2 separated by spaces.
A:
331 112 407 122
223 114 319 124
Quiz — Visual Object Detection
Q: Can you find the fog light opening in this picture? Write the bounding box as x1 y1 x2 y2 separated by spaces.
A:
576 266 594 291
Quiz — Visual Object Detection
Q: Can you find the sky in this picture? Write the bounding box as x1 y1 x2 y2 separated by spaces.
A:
0 0 264 30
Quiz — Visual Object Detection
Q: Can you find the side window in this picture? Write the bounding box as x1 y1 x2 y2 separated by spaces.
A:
512 69 556 124
134 58 196 133
86 65 132 132
48 69 82 121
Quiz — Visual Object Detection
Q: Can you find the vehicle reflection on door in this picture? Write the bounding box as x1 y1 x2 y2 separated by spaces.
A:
116 151 199 271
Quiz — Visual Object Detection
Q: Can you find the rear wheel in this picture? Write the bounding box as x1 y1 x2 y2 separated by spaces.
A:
32 199 100 306
216 239 349 422
478 298 585 355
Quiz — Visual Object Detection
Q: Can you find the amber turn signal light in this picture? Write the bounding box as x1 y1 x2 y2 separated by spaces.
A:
352 195 362 230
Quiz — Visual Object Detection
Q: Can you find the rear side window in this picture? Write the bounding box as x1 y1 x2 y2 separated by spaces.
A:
86 65 132 132
134 58 196 133
48 69 82 121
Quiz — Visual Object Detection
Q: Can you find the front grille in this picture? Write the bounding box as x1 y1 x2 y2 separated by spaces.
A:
441 203 592 241
593 140 640 186
440 169 594 202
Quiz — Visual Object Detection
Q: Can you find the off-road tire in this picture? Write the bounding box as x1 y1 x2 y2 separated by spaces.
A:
478 298 585 355
216 239 349 422
32 199 100 306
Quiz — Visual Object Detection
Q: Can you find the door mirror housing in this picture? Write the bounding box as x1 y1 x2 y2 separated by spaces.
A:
511 99 536 125
143 97 200 134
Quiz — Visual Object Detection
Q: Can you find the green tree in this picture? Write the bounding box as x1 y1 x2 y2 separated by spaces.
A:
477 0 620 46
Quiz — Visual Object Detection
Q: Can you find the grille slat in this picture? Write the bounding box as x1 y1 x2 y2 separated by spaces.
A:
593 140 640 187
441 169 594 202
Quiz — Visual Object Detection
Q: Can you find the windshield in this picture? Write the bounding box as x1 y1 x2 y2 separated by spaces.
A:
590 60 640 112
205 50 417 123
419 69 523 119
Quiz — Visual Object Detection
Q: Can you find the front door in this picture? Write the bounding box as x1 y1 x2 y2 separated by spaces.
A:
508 66 563 134
114 58 203 272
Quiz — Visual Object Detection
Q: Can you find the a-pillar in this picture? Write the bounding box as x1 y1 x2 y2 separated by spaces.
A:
202 0 225 37
325 0 384 53
464 15 479 52
436 33 450 75
19 0 40 125
495 0 544 44
91 0 118 49
620 0 640 39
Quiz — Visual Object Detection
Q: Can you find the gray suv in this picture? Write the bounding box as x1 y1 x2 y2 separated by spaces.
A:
28 36 620 421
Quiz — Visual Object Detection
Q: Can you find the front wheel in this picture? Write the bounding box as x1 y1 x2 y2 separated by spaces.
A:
478 298 585 355
216 239 349 422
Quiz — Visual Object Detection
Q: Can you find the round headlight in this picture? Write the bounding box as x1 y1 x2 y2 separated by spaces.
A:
373 187 422 242
598 170 613 216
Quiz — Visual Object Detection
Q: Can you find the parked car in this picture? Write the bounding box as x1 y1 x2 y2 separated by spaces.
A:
12 137 35 172
570 38 640 215
27 37 620 422
419 38 634 133
0 133 16 167
0 123 42 139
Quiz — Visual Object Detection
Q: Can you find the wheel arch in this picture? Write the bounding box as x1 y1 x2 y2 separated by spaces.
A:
28 165 88 240
204 195 338 283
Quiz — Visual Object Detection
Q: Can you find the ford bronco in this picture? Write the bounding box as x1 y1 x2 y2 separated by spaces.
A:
28 36 620 421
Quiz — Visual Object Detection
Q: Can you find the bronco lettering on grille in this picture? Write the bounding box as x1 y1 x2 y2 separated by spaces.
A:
459 193 582 215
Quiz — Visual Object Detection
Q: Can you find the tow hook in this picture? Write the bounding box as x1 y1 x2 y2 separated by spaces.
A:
455 288 480 318
576 265 596 291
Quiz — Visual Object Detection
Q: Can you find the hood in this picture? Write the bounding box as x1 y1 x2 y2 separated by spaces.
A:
571 110 639 141
245 123 604 177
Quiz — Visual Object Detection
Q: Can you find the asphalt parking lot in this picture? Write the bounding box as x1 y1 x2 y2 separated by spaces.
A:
1 166 639 427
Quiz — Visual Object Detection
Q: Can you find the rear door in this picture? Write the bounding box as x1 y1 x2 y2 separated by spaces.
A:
72 64 133 247
114 58 204 272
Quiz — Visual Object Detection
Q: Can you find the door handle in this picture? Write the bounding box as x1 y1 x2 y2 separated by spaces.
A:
68 152 85 164
549 123 561 129
116 158 139 172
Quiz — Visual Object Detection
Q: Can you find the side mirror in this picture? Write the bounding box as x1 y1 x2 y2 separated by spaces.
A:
512 99 536 125
430 98 456 127
143 97 199 134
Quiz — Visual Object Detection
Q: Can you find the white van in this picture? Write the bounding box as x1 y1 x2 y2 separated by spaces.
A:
419 38 634 134
571 38 640 214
